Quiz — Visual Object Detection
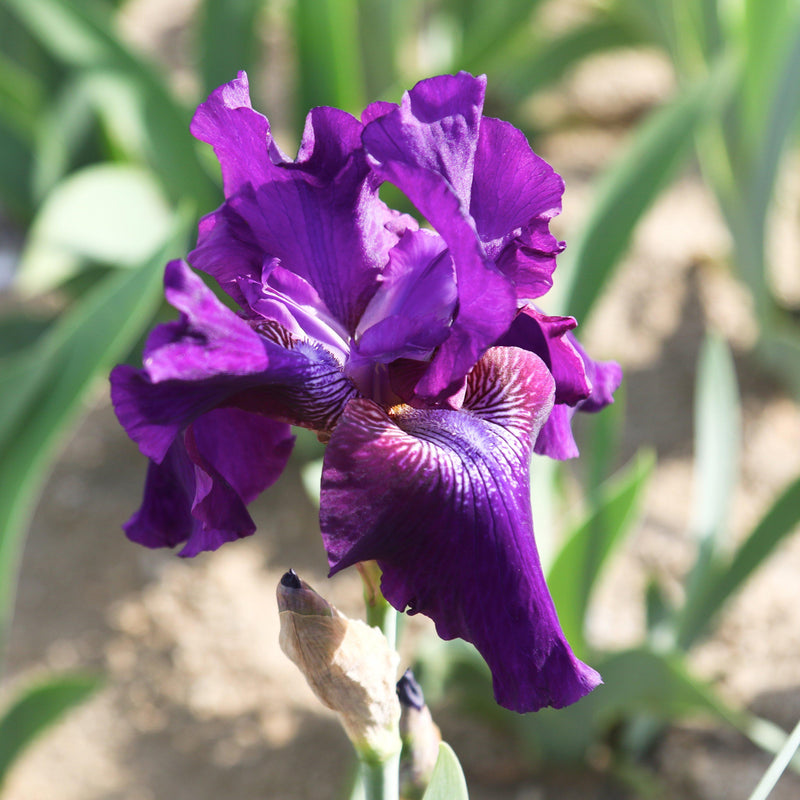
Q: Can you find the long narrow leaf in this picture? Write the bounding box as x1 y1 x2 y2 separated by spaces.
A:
557 55 737 322
2 0 218 208
735 14 800 314
678 334 740 648
455 0 545 71
356 0 402 100
0 674 100 787
688 334 740 545
747 716 800 800
197 0 264 97
0 215 190 653
677 471 800 649
293 0 365 127
494 18 644 105
547 449 655 657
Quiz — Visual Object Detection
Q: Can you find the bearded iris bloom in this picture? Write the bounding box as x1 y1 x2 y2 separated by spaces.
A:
110 72 621 713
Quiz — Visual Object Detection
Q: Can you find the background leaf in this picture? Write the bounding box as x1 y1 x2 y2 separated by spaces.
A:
2 0 219 208
557 55 736 322
546 450 655 657
16 163 173 294
421 742 469 800
197 0 265 97
0 674 100 788
0 215 190 652
677 332 741 634
677 472 800 649
293 0 365 126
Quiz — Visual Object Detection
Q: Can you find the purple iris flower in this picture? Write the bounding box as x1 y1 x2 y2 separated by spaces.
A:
110 71 621 713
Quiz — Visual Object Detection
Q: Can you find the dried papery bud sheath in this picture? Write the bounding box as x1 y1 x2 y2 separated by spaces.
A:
277 571 401 763
397 669 441 800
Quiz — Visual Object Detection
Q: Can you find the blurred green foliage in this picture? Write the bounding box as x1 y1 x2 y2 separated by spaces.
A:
1 0 800 791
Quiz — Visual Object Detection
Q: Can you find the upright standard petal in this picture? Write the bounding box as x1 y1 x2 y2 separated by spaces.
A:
471 117 565 299
320 347 600 712
191 74 409 331
363 73 516 401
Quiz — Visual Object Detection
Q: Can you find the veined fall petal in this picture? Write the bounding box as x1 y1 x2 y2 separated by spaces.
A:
320 348 601 711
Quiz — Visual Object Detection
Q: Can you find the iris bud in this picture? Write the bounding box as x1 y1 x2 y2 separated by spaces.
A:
277 571 401 763
397 669 441 799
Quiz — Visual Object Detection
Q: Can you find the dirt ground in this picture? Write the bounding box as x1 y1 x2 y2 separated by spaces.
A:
3 14 800 800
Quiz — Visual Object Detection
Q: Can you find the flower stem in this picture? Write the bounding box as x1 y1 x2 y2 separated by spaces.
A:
359 561 397 649
359 750 400 800
356 561 400 800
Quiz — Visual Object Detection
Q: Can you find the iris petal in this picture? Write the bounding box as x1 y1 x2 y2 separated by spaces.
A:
320 347 600 711
363 74 516 401
190 73 410 331
124 408 294 556
110 261 357 466
471 117 565 298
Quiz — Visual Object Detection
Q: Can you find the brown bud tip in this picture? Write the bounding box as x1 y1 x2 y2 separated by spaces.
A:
397 669 425 710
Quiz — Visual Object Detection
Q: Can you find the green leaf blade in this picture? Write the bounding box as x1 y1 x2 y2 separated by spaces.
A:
422 742 469 800
558 56 737 322
0 215 191 649
547 450 656 657
0 674 101 787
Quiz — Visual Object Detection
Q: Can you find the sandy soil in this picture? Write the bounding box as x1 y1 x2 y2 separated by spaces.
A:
2 18 800 800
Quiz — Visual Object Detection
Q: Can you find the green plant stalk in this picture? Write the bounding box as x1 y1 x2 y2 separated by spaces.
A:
359 562 400 800
747 716 800 800
359 750 400 800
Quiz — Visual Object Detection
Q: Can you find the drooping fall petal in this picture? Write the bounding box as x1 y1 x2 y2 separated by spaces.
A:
320 347 600 711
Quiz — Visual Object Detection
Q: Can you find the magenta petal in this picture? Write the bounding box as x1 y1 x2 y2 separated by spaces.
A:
320 347 600 712
125 408 294 556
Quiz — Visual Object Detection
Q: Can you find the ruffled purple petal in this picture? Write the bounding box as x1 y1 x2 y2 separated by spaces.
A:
354 229 456 362
524 327 623 460
363 73 516 401
496 307 590 405
471 118 564 298
142 259 269 382
111 260 357 467
191 74 410 330
238 259 350 361
320 347 600 712
534 404 579 459
190 71 284 197
125 408 294 556
569 334 623 412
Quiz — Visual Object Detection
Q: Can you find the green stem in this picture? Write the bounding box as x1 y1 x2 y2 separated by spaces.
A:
359 750 400 800
356 562 400 800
